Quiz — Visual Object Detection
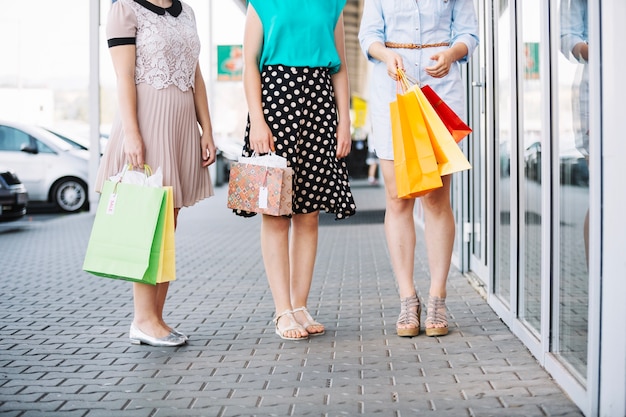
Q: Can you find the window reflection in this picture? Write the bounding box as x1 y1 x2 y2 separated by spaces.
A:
557 0 589 379
520 1 542 334
496 0 512 304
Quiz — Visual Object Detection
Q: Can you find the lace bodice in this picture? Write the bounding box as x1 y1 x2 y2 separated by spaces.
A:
115 0 200 91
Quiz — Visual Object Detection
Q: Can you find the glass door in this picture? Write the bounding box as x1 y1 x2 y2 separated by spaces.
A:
494 0 514 306
466 0 489 280
553 0 589 382
493 0 547 340
518 0 544 337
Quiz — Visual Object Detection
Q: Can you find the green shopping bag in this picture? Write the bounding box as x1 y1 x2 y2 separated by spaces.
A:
82 179 167 285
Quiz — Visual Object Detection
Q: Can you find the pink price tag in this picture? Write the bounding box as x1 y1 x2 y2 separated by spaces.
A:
106 193 118 215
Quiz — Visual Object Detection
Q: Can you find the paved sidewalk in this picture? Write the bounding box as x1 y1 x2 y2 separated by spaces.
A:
0 182 582 416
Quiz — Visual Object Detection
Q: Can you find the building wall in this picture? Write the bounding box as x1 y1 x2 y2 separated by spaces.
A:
462 1 626 416
597 3 626 416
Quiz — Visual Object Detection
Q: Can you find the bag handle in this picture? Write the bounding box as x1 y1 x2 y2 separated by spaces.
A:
111 164 153 193
396 68 420 93
117 164 153 182
250 154 271 187
239 151 288 168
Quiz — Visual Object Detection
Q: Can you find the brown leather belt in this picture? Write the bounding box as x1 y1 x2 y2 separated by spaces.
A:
385 41 450 49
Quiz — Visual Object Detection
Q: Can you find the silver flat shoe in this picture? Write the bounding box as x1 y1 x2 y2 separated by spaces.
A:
170 328 189 341
129 323 186 347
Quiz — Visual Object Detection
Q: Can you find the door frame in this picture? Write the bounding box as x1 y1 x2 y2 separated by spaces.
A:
462 0 490 282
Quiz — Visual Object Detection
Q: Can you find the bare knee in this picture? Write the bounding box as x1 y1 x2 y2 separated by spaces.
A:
292 211 319 232
386 194 415 217
262 214 291 234
421 177 452 214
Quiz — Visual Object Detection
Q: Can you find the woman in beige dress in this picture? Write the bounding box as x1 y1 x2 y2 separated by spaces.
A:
96 0 215 347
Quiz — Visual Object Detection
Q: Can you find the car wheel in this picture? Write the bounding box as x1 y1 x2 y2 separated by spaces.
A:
52 178 88 213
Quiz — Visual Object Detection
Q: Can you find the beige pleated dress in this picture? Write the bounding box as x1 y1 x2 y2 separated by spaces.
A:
95 0 213 208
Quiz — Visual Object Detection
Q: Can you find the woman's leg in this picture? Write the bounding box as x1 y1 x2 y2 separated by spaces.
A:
155 282 171 329
133 283 171 338
261 214 308 339
379 160 417 299
379 160 421 335
132 208 181 338
421 175 454 335
420 175 454 300
290 212 324 334
155 207 179 330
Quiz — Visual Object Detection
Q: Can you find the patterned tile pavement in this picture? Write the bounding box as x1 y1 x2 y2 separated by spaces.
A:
0 181 583 416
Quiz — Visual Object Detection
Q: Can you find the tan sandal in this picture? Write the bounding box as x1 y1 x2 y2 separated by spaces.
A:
425 296 448 337
293 306 325 336
273 310 308 340
396 294 421 337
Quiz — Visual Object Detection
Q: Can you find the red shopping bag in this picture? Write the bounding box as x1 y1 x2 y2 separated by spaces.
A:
421 84 472 143
412 85 472 176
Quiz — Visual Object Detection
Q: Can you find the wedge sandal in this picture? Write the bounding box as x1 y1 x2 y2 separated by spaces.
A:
425 296 449 337
396 294 421 337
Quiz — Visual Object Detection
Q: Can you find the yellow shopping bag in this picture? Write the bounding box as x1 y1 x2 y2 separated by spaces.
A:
413 86 472 176
397 69 471 177
421 84 472 143
391 88 443 199
156 186 176 283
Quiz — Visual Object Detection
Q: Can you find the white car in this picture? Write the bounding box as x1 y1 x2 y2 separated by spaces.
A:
0 120 90 213
43 127 109 155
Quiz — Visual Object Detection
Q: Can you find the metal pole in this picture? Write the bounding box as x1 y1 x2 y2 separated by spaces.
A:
89 0 101 213
207 0 217 184
208 0 214 113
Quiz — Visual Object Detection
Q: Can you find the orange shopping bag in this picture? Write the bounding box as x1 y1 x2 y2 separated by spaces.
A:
397 69 472 176
390 84 443 199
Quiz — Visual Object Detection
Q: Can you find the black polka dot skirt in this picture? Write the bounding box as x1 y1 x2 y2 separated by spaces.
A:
237 65 356 220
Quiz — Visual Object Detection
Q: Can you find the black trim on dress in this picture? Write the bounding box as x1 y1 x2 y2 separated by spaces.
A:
108 37 136 48
133 0 182 17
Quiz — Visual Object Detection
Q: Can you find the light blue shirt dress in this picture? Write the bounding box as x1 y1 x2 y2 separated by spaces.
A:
359 0 479 160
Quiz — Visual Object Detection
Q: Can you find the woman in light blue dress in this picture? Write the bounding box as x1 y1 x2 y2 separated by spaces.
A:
359 0 478 337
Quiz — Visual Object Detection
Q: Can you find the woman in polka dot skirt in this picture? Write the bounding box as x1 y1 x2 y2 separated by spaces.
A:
239 0 356 340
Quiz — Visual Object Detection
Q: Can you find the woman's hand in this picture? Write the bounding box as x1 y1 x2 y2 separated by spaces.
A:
385 50 405 81
425 49 454 78
248 119 275 154
336 120 351 159
123 131 145 169
200 131 216 167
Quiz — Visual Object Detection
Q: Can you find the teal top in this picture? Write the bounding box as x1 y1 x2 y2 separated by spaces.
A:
248 0 347 74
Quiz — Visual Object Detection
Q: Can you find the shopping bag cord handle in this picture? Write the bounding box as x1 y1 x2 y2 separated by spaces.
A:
112 164 153 192
396 68 418 93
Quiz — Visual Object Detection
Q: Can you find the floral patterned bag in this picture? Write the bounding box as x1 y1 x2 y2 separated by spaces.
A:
227 153 293 216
